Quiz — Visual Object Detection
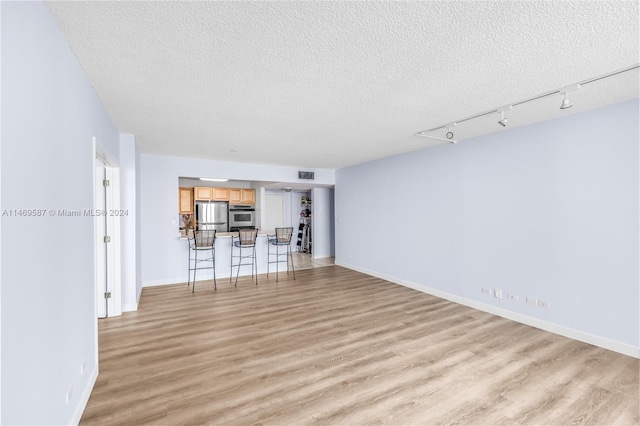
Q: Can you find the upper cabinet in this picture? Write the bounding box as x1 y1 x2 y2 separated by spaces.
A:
241 189 256 204
194 187 214 201
230 188 255 204
192 187 254 204
179 187 194 214
212 187 229 201
229 188 242 204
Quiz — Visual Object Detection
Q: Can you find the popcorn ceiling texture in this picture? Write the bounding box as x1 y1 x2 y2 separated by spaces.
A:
46 1 639 168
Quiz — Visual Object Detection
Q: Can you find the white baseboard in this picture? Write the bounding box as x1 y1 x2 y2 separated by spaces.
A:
143 268 269 288
336 261 640 359
69 364 98 425
136 283 143 302
312 253 334 260
142 275 227 288
122 302 138 312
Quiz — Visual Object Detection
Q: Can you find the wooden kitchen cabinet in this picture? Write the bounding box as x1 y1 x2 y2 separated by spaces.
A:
229 188 255 204
193 186 252 203
212 187 230 201
194 187 213 201
241 189 256 204
179 187 194 214
229 188 242 204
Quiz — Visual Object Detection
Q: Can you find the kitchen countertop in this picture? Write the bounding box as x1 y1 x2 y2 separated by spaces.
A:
178 230 270 240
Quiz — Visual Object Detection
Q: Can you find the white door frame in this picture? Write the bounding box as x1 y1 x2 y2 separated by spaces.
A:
93 137 122 318
95 159 107 318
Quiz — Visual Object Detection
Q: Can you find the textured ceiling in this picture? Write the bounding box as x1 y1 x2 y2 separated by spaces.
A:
46 1 639 169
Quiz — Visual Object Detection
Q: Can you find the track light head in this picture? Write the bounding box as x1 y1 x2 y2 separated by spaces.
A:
446 125 454 140
498 111 508 127
560 92 573 109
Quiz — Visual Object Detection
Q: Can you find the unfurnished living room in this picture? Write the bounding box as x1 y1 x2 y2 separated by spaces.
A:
1 1 639 425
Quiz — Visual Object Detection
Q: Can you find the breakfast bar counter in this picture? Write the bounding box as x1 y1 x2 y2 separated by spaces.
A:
179 231 292 286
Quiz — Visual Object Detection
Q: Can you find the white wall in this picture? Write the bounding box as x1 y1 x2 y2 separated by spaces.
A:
140 154 334 286
336 99 639 357
311 187 335 258
135 139 143 302
1 1 120 424
120 133 140 311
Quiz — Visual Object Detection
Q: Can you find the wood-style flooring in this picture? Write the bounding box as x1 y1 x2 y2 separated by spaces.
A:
81 266 639 425
290 252 334 270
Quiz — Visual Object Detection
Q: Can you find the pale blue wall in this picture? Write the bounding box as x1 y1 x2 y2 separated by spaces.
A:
120 133 140 310
1 1 120 424
336 99 639 352
311 187 335 258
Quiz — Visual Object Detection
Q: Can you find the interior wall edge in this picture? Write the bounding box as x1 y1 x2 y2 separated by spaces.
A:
68 364 98 426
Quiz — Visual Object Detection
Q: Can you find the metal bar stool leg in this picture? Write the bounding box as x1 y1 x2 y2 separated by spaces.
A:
254 245 258 285
212 246 217 290
267 242 270 278
234 245 241 287
289 244 295 280
192 246 198 293
188 243 192 287
276 244 280 282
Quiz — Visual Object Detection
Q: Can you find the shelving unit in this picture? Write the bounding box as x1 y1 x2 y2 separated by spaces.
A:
297 196 312 254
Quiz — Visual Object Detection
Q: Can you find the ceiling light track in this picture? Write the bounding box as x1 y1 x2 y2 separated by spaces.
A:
416 63 639 140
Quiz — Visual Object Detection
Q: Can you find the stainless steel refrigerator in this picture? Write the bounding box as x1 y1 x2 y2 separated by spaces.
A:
196 201 228 232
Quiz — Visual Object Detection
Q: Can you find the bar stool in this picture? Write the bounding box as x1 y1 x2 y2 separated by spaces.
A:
188 229 217 292
267 227 295 282
230 228 258 287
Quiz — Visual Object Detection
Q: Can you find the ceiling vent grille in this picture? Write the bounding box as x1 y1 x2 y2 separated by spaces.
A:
298 171 315 180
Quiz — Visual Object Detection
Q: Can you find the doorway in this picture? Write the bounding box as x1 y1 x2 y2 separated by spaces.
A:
94 139 122 318
95 159 108 318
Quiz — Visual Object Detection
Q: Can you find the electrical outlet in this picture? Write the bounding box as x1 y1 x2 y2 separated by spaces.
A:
537 300 550 309
526 297 537 305
481 288 491 295
80 360 85 375
66 386 73 405
494 288 502 299
507 293 518 301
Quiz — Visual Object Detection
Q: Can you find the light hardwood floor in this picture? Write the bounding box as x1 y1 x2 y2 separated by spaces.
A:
81 266 639 425
290 252 334 270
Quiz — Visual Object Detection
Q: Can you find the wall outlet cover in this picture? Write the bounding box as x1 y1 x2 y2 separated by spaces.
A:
526 297 537 305
537 300 550 309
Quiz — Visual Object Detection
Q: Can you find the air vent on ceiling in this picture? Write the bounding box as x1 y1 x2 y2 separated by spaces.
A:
298 171 315 180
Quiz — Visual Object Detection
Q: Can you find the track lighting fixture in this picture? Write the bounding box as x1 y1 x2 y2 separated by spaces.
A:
415 64 637 144
497 106 512 127
415 127 458 144
559 84 580 110
498 111 508 127
445 123 456 141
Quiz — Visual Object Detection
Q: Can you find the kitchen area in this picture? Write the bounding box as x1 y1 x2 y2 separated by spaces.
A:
179 184 258 235
137 155 336 290
176 176 330 283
